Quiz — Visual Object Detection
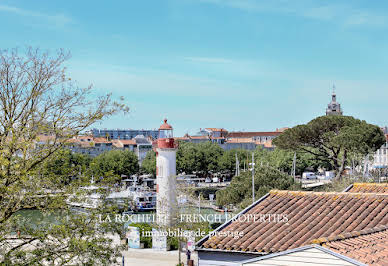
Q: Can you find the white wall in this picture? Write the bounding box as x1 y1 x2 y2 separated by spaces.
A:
242 248 356 266
156 148 177 226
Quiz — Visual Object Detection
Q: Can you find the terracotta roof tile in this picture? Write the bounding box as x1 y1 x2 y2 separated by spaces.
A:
119 139 136 145
174 137 190 141
189 136 210 139
76 135 93 140
226 138 255 143
66 138 78 144
111 139 137 148
347 183 388 194
93 137 111 144
205 128 227 132
36 134 56 142
276 127 289 132
313 225 388 266
66 136 94 147
198 190 388 254
262 141 274 148
227 132 281 138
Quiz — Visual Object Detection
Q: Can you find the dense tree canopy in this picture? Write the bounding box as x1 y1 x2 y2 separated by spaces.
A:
219 149 251 173
199 142 224 173
273 115 385 179
254 147 325 176
90 149 139 178
39 149 92 184
216 165 295 208
141 150 156 175
176 141 224 174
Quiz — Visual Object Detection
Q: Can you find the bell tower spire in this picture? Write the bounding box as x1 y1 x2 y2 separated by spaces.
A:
326 84 343 116
332 84 336 102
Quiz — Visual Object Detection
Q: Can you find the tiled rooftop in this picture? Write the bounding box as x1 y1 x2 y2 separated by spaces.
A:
93 137 111 143
118 139 137 145
189 136 210 139
205 128 227 132
227 132 281 138
226 138 255 143
313 225 388 266
111 139 137 148
346 183 388 194
36 134 56 142
174 137 190 141
199 190 388 254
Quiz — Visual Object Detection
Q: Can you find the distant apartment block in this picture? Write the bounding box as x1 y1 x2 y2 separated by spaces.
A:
227 131 282 142
90 128 158 140
197 128 228 138
191 128 228 144
67 135 153 165
67 136 114 157
368 133 388 170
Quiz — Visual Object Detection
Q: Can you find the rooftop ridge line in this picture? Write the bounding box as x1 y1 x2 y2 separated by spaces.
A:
269 189 388 197
352 182 388 187
310 224 388 245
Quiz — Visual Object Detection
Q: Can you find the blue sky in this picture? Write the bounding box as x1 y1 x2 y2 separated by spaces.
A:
1 0 387 135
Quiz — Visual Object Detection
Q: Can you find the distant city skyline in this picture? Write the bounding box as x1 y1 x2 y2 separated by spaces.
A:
1 0 387 136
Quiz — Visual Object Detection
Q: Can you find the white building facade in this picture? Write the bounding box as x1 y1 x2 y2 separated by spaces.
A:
370 139 388 169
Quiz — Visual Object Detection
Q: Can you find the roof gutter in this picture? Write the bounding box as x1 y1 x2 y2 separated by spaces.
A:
195 247 267 256
239 245 366 266
343 184 354 192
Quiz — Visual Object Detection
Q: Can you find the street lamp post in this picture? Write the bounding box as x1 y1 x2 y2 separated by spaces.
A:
198 194 201 213
249 153 255 203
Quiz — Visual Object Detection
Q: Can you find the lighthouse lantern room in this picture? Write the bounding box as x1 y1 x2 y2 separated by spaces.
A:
157 119 175 148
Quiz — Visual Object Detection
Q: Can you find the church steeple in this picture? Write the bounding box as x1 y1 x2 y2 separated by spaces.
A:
326 85 343 116
331 85 336 102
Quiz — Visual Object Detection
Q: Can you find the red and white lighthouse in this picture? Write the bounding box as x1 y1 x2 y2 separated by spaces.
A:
155 119 177 227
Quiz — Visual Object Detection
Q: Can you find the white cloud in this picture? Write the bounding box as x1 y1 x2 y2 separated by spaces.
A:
0 4 73 27
68 60 231 97
183 56 234 64
198 0 387 27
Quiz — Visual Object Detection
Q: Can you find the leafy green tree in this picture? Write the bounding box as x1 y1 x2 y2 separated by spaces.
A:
141 150 156 176
91 149 139 178
273 116 385 179
176 141 204 174
219 149 250 173
39 149 92 184
251 147 319 176
199 142 224 173
176 141 224 174
0 47 128 264
264 148 325 176
216 165 294 208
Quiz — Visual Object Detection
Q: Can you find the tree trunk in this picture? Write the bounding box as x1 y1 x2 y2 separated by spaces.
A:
335 150 347 180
